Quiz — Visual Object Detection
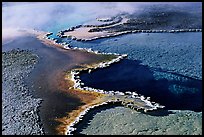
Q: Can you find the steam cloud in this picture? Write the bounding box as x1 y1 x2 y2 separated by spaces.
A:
2 2 201 30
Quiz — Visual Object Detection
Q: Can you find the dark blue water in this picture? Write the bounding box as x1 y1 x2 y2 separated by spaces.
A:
62 32 202 112
80 59 202 111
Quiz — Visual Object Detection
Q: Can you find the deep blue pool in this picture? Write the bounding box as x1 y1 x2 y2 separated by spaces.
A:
80 59 202 111
68 32 202 111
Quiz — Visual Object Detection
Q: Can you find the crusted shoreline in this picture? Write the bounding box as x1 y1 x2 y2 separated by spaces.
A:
63 54 165 135
58 26 202 41
59 27 202 42
56 15 202 42
36 31 165 135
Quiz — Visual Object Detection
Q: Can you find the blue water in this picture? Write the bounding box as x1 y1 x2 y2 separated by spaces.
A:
66 32 202 111
69 32 202 80
45 21 202 112
80 59 202 111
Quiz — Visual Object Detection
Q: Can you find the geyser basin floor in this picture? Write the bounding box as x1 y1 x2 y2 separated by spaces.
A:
2 49 43 135
77 106 202 135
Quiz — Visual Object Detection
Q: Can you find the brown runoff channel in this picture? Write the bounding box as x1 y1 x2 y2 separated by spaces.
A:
3 32 115 135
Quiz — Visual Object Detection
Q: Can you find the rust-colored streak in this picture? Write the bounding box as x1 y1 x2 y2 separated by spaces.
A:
54 57 117 135
31 29 117 135
55 70 106 135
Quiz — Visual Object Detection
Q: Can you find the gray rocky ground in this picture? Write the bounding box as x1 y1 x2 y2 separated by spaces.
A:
78 106 202 135
2 49 44 135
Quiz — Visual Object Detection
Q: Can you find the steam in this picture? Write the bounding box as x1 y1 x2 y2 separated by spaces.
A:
2 2 140 29
2 2 201 31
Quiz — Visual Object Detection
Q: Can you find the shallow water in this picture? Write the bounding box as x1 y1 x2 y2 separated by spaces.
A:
2 36 105 135
2 36 81 134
